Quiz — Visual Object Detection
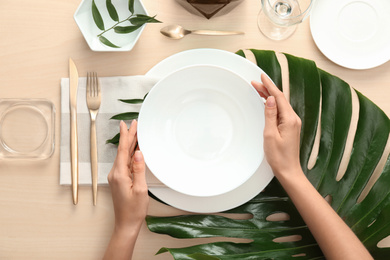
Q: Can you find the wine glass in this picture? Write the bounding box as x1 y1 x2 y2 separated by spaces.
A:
258 0 313 40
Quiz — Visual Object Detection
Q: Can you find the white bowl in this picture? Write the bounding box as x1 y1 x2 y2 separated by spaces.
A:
74 0 148 52
138 65 265 197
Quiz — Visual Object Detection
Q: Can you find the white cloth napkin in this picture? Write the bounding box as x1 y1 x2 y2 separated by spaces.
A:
60 75 161 186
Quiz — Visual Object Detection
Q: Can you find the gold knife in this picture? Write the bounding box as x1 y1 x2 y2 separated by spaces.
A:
69 58 79 205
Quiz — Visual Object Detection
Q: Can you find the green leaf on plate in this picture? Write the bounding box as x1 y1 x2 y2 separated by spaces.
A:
106 0 119 22
128 0 135 13
114 25 142 34
119 98 144 104
110 112 139 120
106 133 120 145
99 36 120 48
92 0 105 30
130 14 161 26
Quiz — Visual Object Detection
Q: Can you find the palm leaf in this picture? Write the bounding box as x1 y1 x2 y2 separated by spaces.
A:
146 50 390 259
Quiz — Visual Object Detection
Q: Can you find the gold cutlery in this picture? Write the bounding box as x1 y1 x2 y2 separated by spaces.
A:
160 24 244 39
69 58 79 205
86 72 101 206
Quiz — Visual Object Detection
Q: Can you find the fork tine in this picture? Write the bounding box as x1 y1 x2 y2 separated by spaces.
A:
86 72 90 97
94 72 98 97
91 72 95 97
92 72 96 97
96 72 101 97
89 72 95 97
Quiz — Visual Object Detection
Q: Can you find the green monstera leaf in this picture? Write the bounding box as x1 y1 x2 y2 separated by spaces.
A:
146 50 390 259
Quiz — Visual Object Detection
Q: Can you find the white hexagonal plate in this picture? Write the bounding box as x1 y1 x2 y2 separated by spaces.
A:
74 0 148 52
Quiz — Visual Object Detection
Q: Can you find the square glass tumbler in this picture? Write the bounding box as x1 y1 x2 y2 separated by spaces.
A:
0 99 55 160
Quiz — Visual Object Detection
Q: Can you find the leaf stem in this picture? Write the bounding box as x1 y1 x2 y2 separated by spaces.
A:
97 14 135 37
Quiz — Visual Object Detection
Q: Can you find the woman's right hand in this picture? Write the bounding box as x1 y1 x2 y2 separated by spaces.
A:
251 74 303 180
253 75 374 260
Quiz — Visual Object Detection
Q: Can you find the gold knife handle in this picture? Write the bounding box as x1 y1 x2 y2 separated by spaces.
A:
90 119 98 206
70 107 79 205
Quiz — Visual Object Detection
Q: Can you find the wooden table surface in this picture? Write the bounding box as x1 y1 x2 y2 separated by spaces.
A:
0 0 389 259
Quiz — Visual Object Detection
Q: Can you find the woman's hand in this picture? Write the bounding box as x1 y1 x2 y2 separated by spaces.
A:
252 74 302 180
108 120 149 232
103 120 149 260
252 74 373 260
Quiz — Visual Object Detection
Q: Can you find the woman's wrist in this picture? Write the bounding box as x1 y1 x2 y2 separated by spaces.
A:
103 223 141 260
113 222 142 241
273 165 305 185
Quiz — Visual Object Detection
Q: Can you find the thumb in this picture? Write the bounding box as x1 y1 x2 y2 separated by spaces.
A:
264 96 279 135
132 150 147 187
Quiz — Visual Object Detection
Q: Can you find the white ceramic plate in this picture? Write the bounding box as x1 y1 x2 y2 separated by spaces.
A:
138 65 264 197
145 49 274 212
310 0 390 69
74 0 148 52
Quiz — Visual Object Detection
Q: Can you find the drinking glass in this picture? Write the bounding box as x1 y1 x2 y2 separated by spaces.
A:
258 0 313 40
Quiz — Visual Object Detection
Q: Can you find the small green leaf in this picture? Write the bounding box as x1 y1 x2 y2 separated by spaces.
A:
143 92 148 99
110 112 139 120
156 247 169 255
106 0 119 22
128 0 135 13
92 0 105 30
130 15 161 26
119 99 144 104
99 36 120 48
114 25 142 34
106 133 120 145
138 14 162 23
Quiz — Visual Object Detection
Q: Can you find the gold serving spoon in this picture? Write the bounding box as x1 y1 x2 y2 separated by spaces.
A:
160 24 244 39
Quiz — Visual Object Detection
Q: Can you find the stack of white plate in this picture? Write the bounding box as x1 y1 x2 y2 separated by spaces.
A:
138 49 274 213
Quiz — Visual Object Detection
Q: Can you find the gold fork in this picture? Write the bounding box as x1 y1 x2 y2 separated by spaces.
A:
86 72 101 206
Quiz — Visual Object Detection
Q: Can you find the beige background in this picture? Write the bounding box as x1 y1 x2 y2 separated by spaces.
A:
0 0 389 259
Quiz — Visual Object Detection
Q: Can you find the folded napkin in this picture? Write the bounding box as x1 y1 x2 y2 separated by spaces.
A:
60 75 162 186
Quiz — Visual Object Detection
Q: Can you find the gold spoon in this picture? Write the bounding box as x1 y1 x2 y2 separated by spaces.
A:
160 24 244 40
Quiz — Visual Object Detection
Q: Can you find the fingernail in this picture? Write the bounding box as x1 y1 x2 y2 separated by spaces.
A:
130 119 136 126
134 150 143 162
120 120 126 128
266 96 275 107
